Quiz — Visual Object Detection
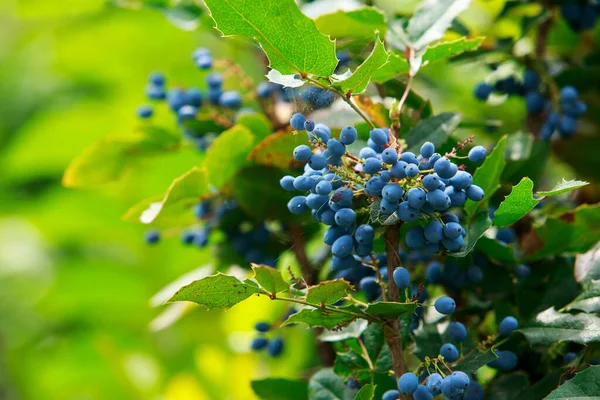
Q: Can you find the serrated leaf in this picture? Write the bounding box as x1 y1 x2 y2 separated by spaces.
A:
319 320 369 342
336 33 389 95
565 281 600 313
252 264 288 294
248 130 306 169
122 167 209 226
523 204 600 261
306 279 352 305
365 302 418 319
354 384 376 400
204 0 337 76
204 124 255 189
520 307 600 346
315 7 387 39
536 179 588 197
334 351 370 381
168 273 264 309
465 135 507 217
282 307 358 329
544 366 600 399
251 378 309 400
406 0 472 50
449 212 492 258
403 112 461 154
309 369 356 400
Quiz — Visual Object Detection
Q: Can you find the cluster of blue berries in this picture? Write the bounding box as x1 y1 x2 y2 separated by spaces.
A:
282 113 487 268
540 86 587 140
473 69 537 102
561 1 599 32
250 322 284 357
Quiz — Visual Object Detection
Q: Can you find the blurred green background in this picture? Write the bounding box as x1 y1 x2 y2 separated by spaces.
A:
1 0 598 398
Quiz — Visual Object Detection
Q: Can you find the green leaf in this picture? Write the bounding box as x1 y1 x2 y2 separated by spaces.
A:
449 212 493 258
370 198 401 226
334 352 370 381
494 178 589 227
354 384 376 400
309 369 356 400
475 237 516 263
520 307 600 346
465 135 507 217
523 204 600 261
252 264 288 294
565 281 600 313
403 112 461 154
248 130 306 170
365 302 418 319
545 366 600 399
406 0 471 50
446 349 498 375
251 378 309 400
204 124 255 189
282 307 358 330
315 7 387 39
122 167 209 226
204 0 337 76
236 113 272 142
362 324 393 373
63 127 179 187
168 273 264 309
319 320 369 342
305 280 353 305
486 374 530 400
336 33 389 95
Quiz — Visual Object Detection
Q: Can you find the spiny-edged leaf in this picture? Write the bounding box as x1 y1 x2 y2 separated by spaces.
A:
231 165 306 221
494 178 588 227
544 365 600 399
406 0 472 50
122 167 209 226
309 368 356 400
523 204 600 261
305 279 353 305
536 178 588 197
493 178 539 227
63 127 180 187
372 37 482 82
465 135 507 217
204 124 255 189
565 280 600 313
365 301 418 319
449 212 492 257
403 112 461 154
475 237 516 263
334 351 370 381
168 273 264 308
354 384 376 400
370 198 401 226
315 7 387 39
252 264 288 294
204 0 337 76
248 130 306 169
575 242 600 284
236 113 272 142
336 33 389 95
442 349 498 375
282 306 359 330
251 378 309 400
520 307 600 346
319 320 369 342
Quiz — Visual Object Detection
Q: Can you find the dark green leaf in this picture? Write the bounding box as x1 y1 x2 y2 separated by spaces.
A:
363 324 393 373
309 369 356 400
449 212 492 258
306 280 353 305
445 349 497 375
204 0 337 76
336 33 389 95
252 264 288 294
168 273 264 309
485 373 530 400
545 366 600 399
565 281 600 313
251 378 309 400
334 352 370 381
354 384 376 400
204 124 255 189
282 307 358 330
403 112 461 154
315 8 387 39
520 307 600 346
365 302 418 319
475 237 516 263
465 135 507 217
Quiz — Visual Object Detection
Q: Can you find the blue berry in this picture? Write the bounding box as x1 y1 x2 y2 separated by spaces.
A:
290 113 306 130
304 120 316 132
466 185 484 201
449 321 467 342
559 115 577 138
515 264 531 278
390 161 408 179
370 128 388 145
380 198 399 214
427 189 451 211
413 385 432 400
426 262 443 283
308 127 330 143
346 378 360 389
405 163 419 177
561 86 578 102
465 381 484 400
146 84 166 100
433 158 458 179
280 175 296 191
450 171 472 190
468 146 487 163
335 208 356 228
354 224 374 245
474 83 492 100
393 267 411 289
398 372 419 395
149 71 165 86
254 322 271 332
327 139 346 157
424 221 443 243
382 390 400 400
359 276 381 302
340 125 358 145
267 337 284 357
332 235 354 258
256 82 273 98
440 343 459 362
427 373 443 395
306 194 329 210
525 91 545 114
145 230 160 245
523 69 539 91
407 188 426 210
308 154 327 170
382 184 403 202
137 105 153 119
398 202 419 222
406 226 426 249
442 235 464 251
315 180 332 195
181 230 195 245
287 196 308 214
365 176 386 197
564 352 577 364
450 371 469 390
208 87 222 104
195 54 213 70
446 186 467 207
499 316 519 336
420 142 435 158
422 173 440 191
178 105 197 121
400 152 418 165
219 90 242 109
363 157 382 174
359 147 377 159
382 148 398 164
434 296 456 315
293 176 315 191
468 265 484 283
206 72 224 88
443 222 464 239
251 337 268 350
488 350 518 371
293 145 312 162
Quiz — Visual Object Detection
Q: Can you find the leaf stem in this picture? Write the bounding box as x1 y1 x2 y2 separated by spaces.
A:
358 336 375 371
273 296 379 322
